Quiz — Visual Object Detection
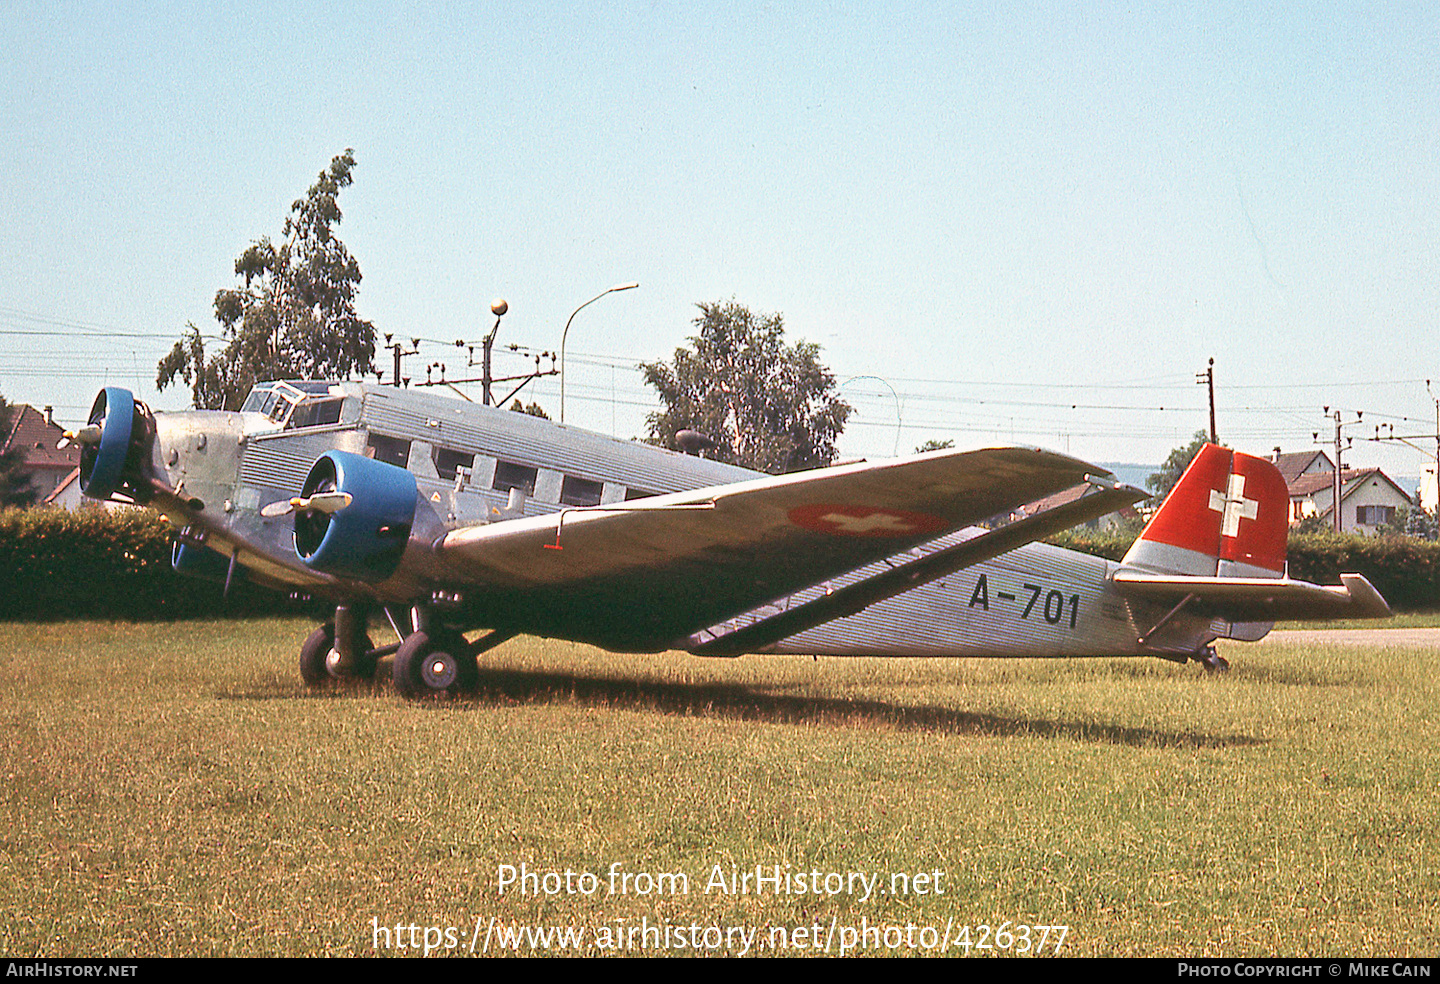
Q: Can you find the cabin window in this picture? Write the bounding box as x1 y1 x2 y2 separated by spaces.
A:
560 475 603 507
288 398 344 430
624 487 658 501
433 447 475 481
368 434 411 468
493 460 538 497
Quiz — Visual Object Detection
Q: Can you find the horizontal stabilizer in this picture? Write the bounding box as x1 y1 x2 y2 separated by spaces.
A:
1112 570 1391 622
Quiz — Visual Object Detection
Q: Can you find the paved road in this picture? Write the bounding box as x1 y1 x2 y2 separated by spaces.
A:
1263 627 1440 648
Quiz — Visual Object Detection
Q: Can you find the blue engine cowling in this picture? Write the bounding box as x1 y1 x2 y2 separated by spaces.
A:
293 450 419 583
79 387 148 501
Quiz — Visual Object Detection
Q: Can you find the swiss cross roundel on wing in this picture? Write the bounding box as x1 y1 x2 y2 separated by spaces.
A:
788 504 948 538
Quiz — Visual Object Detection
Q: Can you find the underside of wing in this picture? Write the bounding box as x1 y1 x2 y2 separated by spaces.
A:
1112 570 1391 622
434 446 1121 650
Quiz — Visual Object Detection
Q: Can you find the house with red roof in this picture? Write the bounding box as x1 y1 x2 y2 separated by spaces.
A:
1268 448 1414 534
1 404 80 506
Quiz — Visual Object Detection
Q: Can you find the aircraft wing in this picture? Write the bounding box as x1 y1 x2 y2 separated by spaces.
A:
1112 570 1391 622
435 446 1121 649
691 478 1146 655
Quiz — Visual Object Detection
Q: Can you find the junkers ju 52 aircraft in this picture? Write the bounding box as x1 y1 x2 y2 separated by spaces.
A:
65 379 1389 697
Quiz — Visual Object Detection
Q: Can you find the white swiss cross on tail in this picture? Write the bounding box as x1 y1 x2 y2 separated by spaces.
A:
1208 473 1260 538
1122 443 1289 577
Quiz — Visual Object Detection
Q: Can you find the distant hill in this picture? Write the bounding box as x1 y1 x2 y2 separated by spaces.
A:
1098 462 1421 501
1096 463 1157 493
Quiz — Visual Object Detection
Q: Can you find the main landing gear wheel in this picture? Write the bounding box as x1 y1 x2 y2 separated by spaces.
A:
299 622 377 685
1197 647 1230 674
393 630 478 699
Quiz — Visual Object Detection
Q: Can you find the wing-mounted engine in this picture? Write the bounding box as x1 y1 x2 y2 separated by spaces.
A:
71 387 158 502
291 450 419 583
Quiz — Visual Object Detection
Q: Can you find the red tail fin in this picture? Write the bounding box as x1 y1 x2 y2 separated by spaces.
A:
1122 444 1289 577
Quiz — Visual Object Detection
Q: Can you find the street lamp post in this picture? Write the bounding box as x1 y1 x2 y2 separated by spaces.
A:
840 375 903 457
560 282 638 423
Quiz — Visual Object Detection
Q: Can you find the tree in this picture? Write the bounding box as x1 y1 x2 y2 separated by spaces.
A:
1147 430 1213 501
157 150 376 410
640 301 851 474
0 394 38 508
916 439 955 454
1379 504 1439 541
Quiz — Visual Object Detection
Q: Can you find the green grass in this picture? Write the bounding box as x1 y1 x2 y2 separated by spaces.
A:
1281 610 1440 630
0 619 1435 957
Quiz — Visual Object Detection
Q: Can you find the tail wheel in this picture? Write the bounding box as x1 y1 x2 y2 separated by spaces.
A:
1197 647 1230 674
299 623 377 685
393 630 477 699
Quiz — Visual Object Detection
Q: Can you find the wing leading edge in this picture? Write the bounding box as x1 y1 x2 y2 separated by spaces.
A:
435 446 1125 649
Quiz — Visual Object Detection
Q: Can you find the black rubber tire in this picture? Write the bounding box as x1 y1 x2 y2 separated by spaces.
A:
299 623 377 685
393 630 477 699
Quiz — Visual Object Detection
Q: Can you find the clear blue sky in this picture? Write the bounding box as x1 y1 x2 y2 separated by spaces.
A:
2 1 1435 479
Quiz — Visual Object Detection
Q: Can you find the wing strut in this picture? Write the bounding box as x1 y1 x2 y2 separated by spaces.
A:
1135 592 1198 648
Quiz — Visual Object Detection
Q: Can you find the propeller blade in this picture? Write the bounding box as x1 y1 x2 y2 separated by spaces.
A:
260 491 353 519
303 491 353 514
58 424 103 450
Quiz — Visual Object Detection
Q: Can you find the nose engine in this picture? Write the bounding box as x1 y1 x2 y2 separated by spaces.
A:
68 387 157 502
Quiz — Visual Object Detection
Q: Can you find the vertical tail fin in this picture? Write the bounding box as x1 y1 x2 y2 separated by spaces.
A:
1122 444 1290 578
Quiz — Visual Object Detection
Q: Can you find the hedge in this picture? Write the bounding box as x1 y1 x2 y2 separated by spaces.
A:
0 507 306 620
1049 528 1440 612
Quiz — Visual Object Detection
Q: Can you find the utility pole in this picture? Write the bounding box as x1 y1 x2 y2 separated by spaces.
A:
1196 358 1217 443
384 335 419 388
415 299 559 407
1373 383 1440 517
480 299 507 405
1429 381 1440 515
1332 410 1343 533
1320 406 1363 533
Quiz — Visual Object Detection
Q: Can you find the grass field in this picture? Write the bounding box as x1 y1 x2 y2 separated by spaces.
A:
0 618 1435 958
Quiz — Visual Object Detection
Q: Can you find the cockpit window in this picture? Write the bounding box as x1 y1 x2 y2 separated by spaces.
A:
241 382 343 429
